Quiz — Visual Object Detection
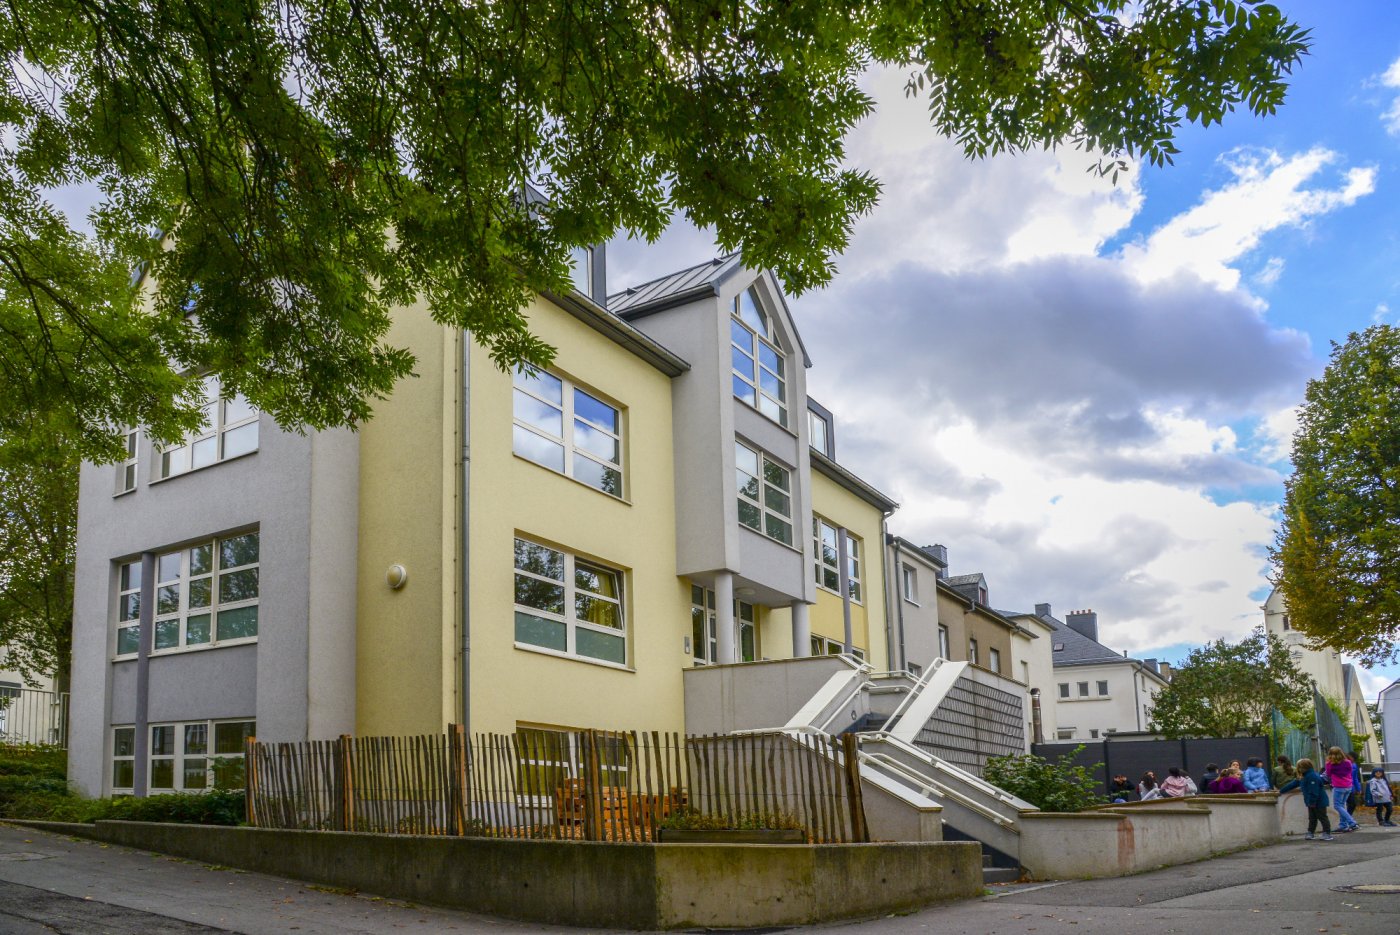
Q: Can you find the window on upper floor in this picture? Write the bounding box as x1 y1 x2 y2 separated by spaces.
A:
813 519 862 600
158 375 259 479
1282 614 1291 631
938 625 950 660
988 647 1001 674
689 585 757 665
730 289 787 428
735 442 792 546
569 246 593 297
513 368 623 498
1058 682 1070 699
900 563 919 604
116 428 138 494
808 409 830 456
1097 680 1109 696
968 638 979 666
909 662 923 678
1078 681 1089 697
116 560 142 656
513 537 626 667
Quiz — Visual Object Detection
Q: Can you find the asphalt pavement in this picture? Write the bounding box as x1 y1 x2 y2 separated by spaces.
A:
1 821 1398 934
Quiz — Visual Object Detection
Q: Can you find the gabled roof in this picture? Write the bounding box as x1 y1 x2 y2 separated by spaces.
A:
1007 609 1161 675
945 573 985 588
607 254 743 316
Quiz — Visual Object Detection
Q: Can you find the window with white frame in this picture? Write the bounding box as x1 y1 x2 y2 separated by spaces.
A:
116 560 142 656
813 518 840 592
736 442 792 546
689 585 757 665
568 246 593 297
158 375 258 478
1078 681 1089 697
135 532 259 656
968 638 979 666
112 726 136 790
988 647 1001 674
846 536 863 602
116 428 138 494
938 625 950 660
513 368 623 498
141 719 255 793
1056 728 1074 740
901 563 918 603
1058 682 1070 699
1097 680 1109 696
811 634 864 662
808 409 829 456
513 538 626 666
514 725 626 799
730 289 787 427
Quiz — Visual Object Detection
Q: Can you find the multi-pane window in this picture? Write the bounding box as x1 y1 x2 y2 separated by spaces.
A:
1097 680 1109 696
736 442 792 546
513 538 626 666
901 564 918 603
158 375 258 478
116 428 138 493
813 519 863 601
689 585 757 664
811 634 864 663
988 647 1001 674
513 369 623 497
116 533 260 658
116 561 142 656
112 726 136 790
144 719 255 792
730 289 787 427
515 726 625 800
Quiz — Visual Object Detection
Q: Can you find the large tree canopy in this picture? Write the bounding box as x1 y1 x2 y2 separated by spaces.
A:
0 0 1309 462
1147 629 1310 739
1273 324 1400 666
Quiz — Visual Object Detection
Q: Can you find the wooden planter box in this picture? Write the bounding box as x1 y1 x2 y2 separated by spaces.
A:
656 828 807 844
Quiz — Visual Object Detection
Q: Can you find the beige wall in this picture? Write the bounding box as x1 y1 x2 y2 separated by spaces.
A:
1008 615 1058 744
1052 662 1163 739
934 589 1014 680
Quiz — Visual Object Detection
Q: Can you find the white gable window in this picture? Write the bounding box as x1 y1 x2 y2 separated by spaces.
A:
730 289 788 427
158 375 259 478
569 246 593 297
736 441 793 546
116 428 138 494
513 368 623 498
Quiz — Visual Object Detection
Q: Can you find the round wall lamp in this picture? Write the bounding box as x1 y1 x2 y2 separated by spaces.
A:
386 564 409 590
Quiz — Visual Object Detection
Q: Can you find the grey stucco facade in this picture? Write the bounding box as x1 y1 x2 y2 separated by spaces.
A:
68 415 360 796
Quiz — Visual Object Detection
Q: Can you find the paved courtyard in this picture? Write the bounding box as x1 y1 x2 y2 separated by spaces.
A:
0 822 1397 934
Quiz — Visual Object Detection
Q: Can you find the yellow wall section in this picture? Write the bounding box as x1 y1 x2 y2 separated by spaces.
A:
355 300 457 737
469 295 689 736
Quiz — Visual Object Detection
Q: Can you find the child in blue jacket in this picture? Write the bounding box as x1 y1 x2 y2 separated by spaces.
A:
1242 758 1271 792
1298 758 1334 841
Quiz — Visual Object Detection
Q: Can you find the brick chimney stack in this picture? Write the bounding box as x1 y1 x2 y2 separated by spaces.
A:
1066 608 1099 643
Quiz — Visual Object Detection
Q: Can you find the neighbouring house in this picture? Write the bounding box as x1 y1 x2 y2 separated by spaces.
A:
1262 587 1381 762
1380 678 1400 767
1002 609 1059 747
67 247 908 797
1007 604 1169 741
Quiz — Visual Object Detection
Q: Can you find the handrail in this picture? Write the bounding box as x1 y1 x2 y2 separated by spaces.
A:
881 658 943 730
857 751 1019 831
811 660 876 734
863 732 1037 812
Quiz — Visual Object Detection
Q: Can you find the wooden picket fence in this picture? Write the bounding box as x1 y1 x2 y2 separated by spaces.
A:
245 727 867 843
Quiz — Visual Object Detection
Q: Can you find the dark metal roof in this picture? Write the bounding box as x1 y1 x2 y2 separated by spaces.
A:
607 254 742 316
944 573 986 587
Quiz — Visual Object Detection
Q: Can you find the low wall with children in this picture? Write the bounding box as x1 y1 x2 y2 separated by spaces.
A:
1021 794 1281 880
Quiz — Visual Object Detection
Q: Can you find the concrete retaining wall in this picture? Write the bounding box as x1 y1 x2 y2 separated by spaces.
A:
14 820 981 928
1277 789 1310 835
1019 794 1285 881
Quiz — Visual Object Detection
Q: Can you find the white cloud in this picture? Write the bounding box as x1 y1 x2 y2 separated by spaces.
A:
1255 406 1301 464
1253 257 1286 288
1118 148 1376 292
1374 302 1393 324
1381 55 1400 135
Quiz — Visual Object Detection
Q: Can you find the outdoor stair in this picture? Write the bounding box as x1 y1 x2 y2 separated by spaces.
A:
982 849 1022 885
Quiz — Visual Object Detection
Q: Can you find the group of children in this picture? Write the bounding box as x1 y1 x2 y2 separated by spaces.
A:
1294 747 1395 841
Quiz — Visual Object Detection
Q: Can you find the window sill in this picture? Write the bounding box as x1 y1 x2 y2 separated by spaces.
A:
114 638 258 662
514 642 634 673
148 447 259 487
815 582 864 606
737 522 803 555
903 598 920 607
511 453 631 505
112 487 136 499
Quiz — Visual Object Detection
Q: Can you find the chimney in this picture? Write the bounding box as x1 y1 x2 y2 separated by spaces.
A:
1034 602 1052 618
922 544 948 578
1066 609 1099 643
1159 661 1174 681
1143 658 1160 674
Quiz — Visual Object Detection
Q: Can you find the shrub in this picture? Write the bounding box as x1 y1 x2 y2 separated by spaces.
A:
984 745 1103 812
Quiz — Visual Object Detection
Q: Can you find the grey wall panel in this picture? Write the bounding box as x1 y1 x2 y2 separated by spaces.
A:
109 661 139 725
305 427 360 740
146 645 258 722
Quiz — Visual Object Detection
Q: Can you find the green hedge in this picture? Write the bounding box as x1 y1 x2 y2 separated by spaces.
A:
0 744 244 826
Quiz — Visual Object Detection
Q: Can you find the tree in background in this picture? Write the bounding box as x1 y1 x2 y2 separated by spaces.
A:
1274 325 1400 666
0 0 1310 466
0 442 77 693
984 745 1103 812
1148 629 1311 739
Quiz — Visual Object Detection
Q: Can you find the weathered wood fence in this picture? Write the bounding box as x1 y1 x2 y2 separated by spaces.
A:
245 727 867 843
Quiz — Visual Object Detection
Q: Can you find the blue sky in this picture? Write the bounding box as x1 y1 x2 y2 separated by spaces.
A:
611 5 1400 703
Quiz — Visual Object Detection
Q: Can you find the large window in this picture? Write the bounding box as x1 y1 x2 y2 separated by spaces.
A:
117 533 260 659
736 442 792 546
158 375 258 478
513 538 626 666
689 585 757 664
811 634 864 663
137 719 255 793
513 369 623 498
730 289 787 427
